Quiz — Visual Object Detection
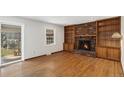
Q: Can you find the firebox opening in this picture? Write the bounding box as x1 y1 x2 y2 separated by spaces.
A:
78 40 91 51
78 38 96 51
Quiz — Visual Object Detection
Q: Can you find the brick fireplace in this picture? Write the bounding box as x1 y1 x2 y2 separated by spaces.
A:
75 37 96 57
78 39 95 51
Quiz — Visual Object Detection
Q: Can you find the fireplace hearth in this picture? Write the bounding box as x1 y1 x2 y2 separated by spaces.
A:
74 38 96 57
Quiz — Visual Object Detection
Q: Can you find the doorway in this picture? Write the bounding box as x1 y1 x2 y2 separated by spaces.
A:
0 23 24 66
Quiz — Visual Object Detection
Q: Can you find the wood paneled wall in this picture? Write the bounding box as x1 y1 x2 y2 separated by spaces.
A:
64 17 121 61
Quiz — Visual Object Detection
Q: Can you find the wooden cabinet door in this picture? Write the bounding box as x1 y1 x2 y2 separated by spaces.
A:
107 48 120 61
96 47 107 58
64 43 74 51
68 43 74 51
64 43 68 51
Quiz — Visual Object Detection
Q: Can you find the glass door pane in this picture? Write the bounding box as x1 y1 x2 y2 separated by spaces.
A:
1 24 21 64
0 23 1 66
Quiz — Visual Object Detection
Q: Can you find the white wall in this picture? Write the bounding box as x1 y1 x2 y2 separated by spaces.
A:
121 16 124 71
0 16 64 59
1 16 123 69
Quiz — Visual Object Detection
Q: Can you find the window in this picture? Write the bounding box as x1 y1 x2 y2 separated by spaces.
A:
46 29 55 45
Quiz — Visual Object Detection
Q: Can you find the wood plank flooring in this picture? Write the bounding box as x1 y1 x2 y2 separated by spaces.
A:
0 51 123 77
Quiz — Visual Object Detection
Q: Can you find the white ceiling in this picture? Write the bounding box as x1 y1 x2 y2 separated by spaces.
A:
21 16 114 26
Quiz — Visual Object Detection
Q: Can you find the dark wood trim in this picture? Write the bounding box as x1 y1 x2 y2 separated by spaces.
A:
96 21 98 49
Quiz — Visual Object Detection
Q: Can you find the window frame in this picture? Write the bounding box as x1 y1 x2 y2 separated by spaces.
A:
45 28 56 46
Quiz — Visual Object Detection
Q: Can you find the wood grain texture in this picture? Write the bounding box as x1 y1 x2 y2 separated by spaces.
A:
96 17 121 61
96 47 107 58
0 51 123 77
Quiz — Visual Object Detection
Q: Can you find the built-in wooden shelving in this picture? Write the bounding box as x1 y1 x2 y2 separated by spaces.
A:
64 16 121 61
96 17 121 61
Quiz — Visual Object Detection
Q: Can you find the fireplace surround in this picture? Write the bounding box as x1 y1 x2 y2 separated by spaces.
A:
78 38 96 51
74 37 96 57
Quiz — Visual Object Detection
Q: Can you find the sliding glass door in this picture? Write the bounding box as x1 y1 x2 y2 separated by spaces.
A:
0 23 22 65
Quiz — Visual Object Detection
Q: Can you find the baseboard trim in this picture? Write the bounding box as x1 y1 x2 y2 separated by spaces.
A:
25 50 64 61
25 55 46 61
52 50 63 54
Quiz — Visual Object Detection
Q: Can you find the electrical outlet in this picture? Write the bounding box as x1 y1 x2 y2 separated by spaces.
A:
46 52 51 56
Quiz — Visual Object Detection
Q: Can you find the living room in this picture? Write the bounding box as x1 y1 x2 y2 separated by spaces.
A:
0 16 124 77
1 0 124 93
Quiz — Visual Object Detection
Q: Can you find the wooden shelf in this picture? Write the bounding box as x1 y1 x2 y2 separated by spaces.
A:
98 23 120 27
98 29 120 32
97 38 120 41
96 46 120 49
75 35 96 37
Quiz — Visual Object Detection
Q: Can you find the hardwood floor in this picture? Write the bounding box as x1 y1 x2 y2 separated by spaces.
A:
0 51 123 77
